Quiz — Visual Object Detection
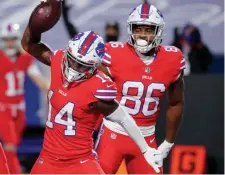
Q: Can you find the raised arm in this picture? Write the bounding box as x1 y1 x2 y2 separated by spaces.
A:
21 25 52 66
21 0 62 66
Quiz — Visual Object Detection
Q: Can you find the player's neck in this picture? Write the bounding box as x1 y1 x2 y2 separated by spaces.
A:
135 49 156 65
142 49 155 57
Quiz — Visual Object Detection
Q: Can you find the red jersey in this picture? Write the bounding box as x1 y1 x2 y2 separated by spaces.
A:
103 42 186 126
43 50 117 160
0 50 33 103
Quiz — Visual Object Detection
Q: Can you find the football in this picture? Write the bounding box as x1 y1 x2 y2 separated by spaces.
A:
29 0 62 34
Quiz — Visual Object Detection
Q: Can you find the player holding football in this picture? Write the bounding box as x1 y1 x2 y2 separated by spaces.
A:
95 4 186 174
21 1 163 173
0 23 49 173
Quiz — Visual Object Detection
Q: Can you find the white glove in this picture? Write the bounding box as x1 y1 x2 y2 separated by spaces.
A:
143 147 163 173
158 140 174 159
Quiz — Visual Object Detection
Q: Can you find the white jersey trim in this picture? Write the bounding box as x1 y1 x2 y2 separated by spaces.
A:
103 118 155 137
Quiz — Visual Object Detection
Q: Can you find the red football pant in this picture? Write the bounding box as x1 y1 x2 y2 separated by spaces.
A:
95 125 163 174
31 150 105 174
14 109 26 145
0 143 9 174
0 107 26 145
0 109 17 145
0 108 25 174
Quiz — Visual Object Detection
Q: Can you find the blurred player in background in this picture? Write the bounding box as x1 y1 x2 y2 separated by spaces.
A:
20 0 164 172
0 142 9 174
0 23 49 173
104 22 120 42
62 0 79 38
95 4 185 174
182 24 213 74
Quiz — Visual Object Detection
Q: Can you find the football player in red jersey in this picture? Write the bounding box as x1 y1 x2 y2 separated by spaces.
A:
21 10 164 172
0 142 9 174
96 4 186 174
0 23 49 173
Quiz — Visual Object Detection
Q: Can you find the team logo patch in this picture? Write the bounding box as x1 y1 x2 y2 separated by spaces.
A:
95 42 105 58
129 7 136 15
39 158 44 164
72 32 84 41
111 133 117 139
100 128 104 134
145 67 151 73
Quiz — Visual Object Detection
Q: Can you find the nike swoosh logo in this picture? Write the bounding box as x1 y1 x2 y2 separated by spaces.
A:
150 137 155 143
80 159 89 164
107 84 113 88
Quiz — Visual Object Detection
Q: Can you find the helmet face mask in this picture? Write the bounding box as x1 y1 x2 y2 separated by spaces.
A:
62 51 95 86
127 4 165 54
0 24 21 57
62 31 105 87
2 37 18 49
131 24 157 49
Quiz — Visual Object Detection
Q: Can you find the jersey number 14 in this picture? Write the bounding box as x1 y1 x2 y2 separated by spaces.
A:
46 90 76 136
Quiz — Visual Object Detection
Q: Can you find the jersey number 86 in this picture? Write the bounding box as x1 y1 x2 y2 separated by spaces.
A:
120 81 166 116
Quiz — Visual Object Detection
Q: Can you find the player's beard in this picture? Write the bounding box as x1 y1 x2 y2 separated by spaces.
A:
105 35 119 42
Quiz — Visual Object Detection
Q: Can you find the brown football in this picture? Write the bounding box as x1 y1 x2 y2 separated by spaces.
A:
29 0 62 34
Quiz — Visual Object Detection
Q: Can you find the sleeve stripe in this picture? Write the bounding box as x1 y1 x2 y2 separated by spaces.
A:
180 58 186 70
102 52 111 66
175 73 181 81
180 65 186 70
96 89 117 93
102 59 111 65
180 58 185 63
105 53 111 59
95 92 117 97
103 54 111 62
95 87 117 98
94 95 116 100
